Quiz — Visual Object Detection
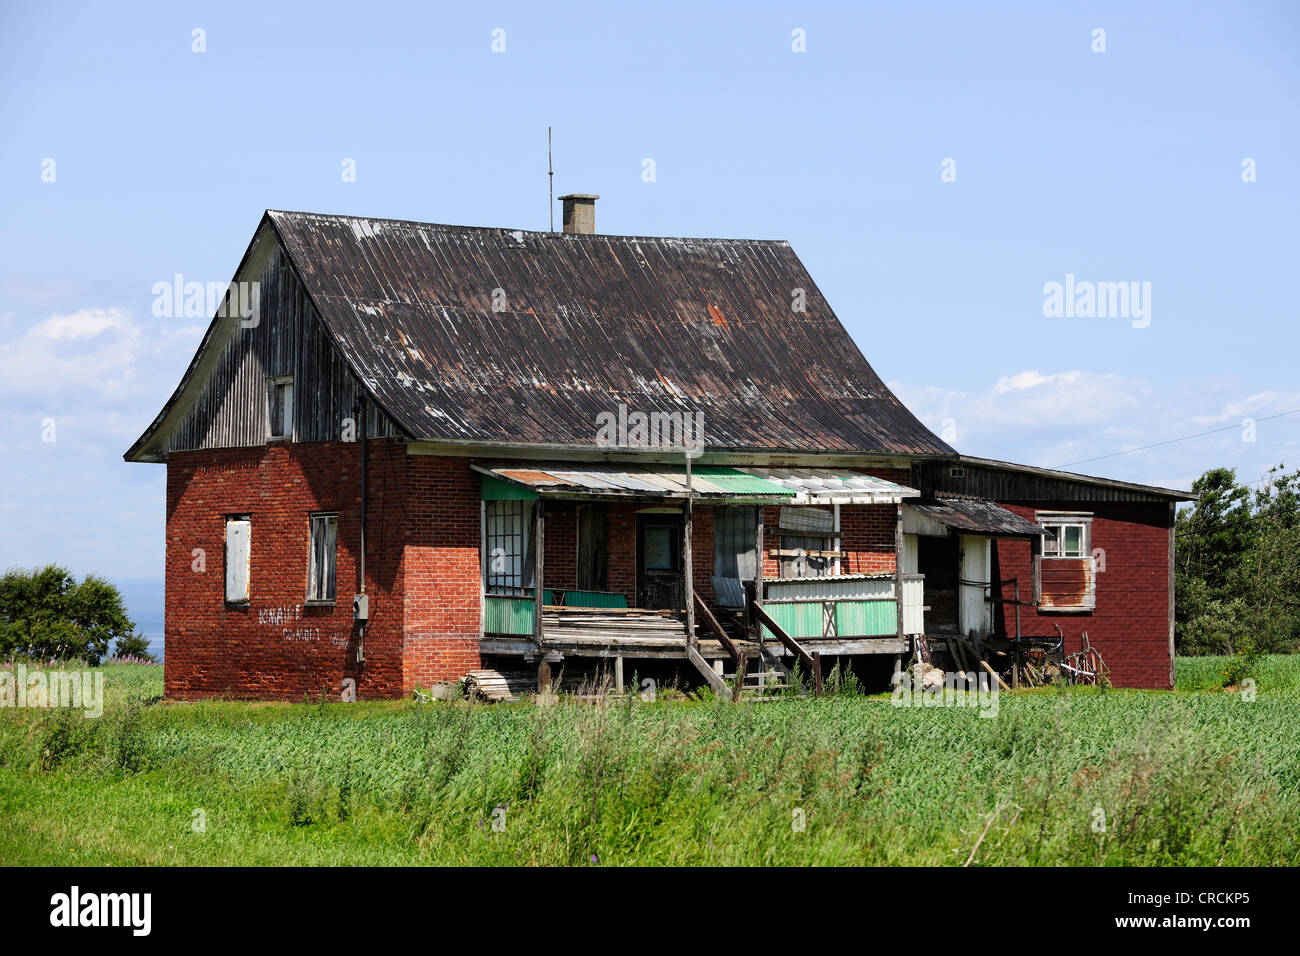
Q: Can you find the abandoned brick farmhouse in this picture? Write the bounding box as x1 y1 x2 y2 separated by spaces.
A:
125 200 1194 699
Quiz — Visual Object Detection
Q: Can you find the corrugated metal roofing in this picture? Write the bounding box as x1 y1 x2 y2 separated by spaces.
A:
474 461 917 502
474 462 794 499
267 210 955 456
908 498 1046 537
745 466 918 503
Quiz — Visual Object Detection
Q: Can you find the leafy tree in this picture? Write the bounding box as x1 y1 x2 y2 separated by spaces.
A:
112 631 158 662
0 565 139 665
1175 464 1300 657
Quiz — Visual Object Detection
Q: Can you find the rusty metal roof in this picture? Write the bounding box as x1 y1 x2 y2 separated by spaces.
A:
473 461 918 502
907 498 1046 538
267 210 954 456
474 461 794 499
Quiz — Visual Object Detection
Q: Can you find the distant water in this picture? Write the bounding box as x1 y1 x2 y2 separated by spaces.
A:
112 577 165 661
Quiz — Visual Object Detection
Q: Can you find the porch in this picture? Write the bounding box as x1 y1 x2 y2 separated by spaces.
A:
474 460 922 699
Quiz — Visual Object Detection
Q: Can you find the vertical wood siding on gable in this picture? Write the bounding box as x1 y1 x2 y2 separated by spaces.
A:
165 244 402 453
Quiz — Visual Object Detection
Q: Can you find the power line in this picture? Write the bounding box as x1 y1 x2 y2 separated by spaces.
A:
1175 502 1300 538
1056 408 1300 468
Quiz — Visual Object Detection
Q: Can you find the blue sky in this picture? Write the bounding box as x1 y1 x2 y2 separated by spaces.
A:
2 0 1298 597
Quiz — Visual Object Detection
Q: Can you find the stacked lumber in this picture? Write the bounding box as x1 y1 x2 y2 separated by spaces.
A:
542 608 688 645
462 669 535 703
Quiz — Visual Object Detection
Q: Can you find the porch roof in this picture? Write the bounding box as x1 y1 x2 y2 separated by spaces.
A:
474 461 919 504
905 497 1047 538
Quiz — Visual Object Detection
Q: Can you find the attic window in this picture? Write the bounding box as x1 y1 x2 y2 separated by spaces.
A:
269 376 293 439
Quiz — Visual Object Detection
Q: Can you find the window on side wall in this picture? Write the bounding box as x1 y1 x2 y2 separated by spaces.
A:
485 499 535 595
269 376 294 439
1034 512 1095 611
225 516 251 604
306 513 338 604
776 507 835 579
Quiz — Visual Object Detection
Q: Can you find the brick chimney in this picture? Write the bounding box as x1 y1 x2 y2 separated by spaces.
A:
558 194 598 235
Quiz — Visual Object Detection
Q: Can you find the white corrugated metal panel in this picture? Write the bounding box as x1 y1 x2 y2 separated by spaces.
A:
741 467 918 503
766 575 895 601
902 575 925 635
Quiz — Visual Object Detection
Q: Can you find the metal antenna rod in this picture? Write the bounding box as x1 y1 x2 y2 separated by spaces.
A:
548 126 554 232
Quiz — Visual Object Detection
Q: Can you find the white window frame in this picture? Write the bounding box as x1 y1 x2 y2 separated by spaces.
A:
1034 511 1096 611
1038 513 1092 558
269 375 294 440
306 512 338 604
225 516 251 604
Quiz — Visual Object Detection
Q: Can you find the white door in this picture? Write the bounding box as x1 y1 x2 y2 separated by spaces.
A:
957 534 992 638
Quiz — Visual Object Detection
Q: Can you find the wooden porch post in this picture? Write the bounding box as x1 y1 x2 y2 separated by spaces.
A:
894 502 906 643
533 498 549 691
683 493 696 645
754 506 765 659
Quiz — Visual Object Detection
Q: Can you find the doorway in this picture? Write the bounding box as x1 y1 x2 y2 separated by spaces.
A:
636 513 683 610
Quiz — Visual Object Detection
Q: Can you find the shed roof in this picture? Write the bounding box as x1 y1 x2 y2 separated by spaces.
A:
265 210 954 456
907 498 1047 538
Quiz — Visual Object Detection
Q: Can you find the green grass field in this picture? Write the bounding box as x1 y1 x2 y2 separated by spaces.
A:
1 656 1297 866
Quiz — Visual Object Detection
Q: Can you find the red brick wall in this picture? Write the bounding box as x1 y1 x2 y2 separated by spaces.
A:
759 503 898 579
401 455 483 691
542 503 577 591
837 504 898 575
991 501 1173 689
606 505 637 605
164 440 406 700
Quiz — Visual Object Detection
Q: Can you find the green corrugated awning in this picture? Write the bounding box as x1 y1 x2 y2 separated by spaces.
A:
688 466 798 496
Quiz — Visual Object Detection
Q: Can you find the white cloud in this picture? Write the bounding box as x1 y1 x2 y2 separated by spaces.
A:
0 307 201 409
890 368 1300 493
0 304 202 579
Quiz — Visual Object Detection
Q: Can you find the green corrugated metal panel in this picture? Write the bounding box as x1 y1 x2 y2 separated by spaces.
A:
763 602 824 640
484 595 535 635
835 600 897 637
480 474 538 501
692 466 796 496
762 599 899 640
562 590 629 608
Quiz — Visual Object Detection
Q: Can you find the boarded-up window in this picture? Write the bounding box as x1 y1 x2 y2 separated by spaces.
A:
485 500 534 594
270 376 293 438
778 533 833 578
307 513 338 603
1034 513 1096 610
225 518 250 603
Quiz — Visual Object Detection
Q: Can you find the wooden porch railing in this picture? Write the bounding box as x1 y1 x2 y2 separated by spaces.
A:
751 600 822 697
693 591 741 664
